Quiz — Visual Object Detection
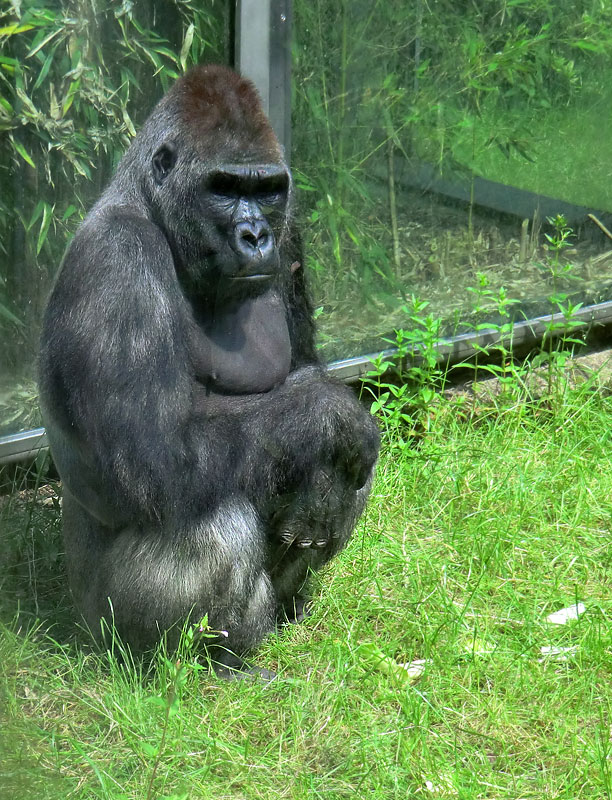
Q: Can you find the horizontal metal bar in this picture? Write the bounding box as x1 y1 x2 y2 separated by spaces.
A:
0 427 48 465
3 299 612 465
326 299 612 381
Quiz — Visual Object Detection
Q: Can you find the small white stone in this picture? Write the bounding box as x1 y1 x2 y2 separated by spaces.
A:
546 602 586 625
397 658 430 680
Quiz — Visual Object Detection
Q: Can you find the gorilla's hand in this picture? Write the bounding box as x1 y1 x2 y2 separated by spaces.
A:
270 469 351 551
279 367 380 491
336 406 380 490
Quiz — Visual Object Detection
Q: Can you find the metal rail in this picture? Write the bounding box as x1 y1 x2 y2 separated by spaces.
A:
3 299 612 465
329 299 612 382
0 428 48 465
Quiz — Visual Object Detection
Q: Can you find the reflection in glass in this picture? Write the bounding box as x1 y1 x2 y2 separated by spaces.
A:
292 1 612 362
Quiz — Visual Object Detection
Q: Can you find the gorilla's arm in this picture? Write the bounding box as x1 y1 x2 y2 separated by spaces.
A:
203 366 379 492
40 209 244 527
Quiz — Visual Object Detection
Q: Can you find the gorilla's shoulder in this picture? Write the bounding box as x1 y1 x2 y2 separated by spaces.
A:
70 204 171 264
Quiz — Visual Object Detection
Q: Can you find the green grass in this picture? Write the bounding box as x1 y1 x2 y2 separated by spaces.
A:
3 386 612 798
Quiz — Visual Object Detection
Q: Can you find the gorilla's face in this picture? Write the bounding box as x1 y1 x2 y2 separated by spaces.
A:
151 141 291 305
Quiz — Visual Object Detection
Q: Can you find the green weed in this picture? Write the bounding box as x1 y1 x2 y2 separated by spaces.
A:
4 379 612 797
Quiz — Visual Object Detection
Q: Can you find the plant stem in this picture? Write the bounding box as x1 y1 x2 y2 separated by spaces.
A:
145 687 174 800
387 137 401 278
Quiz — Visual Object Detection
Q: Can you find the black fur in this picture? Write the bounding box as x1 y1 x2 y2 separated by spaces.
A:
39 65 379 672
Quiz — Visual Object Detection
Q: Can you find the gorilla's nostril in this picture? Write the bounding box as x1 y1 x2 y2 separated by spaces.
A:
240 229 259 249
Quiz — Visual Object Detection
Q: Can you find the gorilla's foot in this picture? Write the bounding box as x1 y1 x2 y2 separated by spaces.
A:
281 595 313 625
211 650 276 682
214 663 277 682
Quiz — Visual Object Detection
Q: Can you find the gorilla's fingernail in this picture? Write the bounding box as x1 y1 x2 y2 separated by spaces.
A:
297 540 312 548
315 539 327 548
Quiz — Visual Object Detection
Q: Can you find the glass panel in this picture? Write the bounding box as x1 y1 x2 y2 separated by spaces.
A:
292 1 612 363
0 0 230 437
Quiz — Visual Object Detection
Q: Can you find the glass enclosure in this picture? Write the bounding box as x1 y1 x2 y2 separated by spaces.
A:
292 1 612 362
2 0 612 439
0 0 230 437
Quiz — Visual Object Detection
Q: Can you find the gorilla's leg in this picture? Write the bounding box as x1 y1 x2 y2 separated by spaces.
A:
268 469 373 622
62 492 276 665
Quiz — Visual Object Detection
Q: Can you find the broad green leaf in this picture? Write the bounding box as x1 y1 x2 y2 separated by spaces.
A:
26 26 62 58
37 203 53 255
139 741 158 757
0 24 35 35
10 135 35 168
146 696 167 710
180 23 195 72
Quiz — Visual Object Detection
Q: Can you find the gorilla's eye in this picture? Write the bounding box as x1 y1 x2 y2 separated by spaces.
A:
208 171 241 198
256 174 289 208
256 191 285 213
257 173 289 202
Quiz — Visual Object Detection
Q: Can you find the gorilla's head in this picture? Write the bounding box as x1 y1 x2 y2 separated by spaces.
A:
121 65 293 305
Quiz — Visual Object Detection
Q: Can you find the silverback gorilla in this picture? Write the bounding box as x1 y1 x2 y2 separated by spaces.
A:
39 65 379 676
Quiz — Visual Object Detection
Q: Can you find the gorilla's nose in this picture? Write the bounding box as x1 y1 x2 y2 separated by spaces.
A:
233 220 274 261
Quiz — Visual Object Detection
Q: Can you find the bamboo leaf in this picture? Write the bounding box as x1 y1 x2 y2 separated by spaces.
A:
120 66 141 92
26 26 62 58
134 39 163 70
0 303 23 326
10 135 35 168
0 24 35 36
37 202 53 255
572 40 602 53
153 46 179 64
49 83 60 120
32 47 56 91
180 23 195 72
28 200 45 231
121 107 136 137
62 79 80 116
62 204 78 221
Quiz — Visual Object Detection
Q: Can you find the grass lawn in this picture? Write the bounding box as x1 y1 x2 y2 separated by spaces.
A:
2 383 612 799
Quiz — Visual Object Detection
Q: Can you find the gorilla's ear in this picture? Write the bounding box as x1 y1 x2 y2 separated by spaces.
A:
152 142 177 185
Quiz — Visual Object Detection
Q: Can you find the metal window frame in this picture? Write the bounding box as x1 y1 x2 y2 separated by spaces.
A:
3 300 612 465
0 428 48 465
235 0 292 157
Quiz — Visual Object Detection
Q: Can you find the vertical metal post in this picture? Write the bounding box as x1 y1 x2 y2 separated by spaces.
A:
235 0 292 159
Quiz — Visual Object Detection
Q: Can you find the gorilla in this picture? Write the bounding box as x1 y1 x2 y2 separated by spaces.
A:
38 65 379 676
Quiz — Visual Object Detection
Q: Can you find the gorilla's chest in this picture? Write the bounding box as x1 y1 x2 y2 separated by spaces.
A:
189 289 291 394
